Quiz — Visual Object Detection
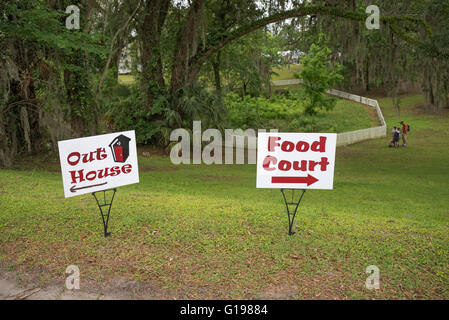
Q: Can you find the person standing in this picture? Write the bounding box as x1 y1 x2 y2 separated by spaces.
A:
393 127 400 148
400 121 409 146
390 127 397 147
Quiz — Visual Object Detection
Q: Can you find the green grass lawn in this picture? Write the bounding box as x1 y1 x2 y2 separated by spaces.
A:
0 93 448 299
118 74 136 85
318 98 376 132
271 64 303 81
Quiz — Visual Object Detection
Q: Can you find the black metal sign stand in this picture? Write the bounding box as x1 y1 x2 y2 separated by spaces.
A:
280 189 306 236
92 188 117 237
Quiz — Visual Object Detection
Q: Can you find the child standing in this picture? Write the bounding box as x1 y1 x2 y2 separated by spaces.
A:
393 127 400 148
389 127 397 147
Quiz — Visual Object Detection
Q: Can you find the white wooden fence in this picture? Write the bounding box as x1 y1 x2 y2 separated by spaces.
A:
211 81 387 151
325 88 386 146
272 79 387 146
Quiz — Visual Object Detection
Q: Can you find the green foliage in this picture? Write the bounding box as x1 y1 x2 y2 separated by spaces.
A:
225 91 303 129
200 29 276 96
0 0 109 166
173 84 227 130
104 85 165 145
297 34 343 115
105 83 227 146
224 88 372 133
0 2 105 56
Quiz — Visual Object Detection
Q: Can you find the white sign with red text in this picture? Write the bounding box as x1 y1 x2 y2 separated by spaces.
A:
58 130 139 198
257 133 337 190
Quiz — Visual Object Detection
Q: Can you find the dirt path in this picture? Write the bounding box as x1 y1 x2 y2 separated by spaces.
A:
0 271 112 300
0 269 160 300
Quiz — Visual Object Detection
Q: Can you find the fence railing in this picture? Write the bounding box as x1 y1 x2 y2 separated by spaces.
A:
219 81 387 150
325 88 386 146
271 80 387 146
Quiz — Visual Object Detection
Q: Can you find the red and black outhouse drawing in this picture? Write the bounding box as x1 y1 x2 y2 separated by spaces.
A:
109 134 131 163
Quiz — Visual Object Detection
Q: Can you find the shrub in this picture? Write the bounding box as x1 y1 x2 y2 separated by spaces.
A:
296 34 343 115
224 90 305 129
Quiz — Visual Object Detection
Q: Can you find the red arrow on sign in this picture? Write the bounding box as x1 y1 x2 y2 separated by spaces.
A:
271 175 319 186
70 182 108 193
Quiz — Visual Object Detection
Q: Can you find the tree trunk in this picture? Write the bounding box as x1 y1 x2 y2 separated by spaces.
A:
365 59 370 91
212 51 221 92
139 0 170 108
113 50 120 80
63 67 89 136
170 0 204 96
0 109 14 167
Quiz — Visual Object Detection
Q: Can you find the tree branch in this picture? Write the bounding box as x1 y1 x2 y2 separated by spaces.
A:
188 4 433 82
95 0 142 98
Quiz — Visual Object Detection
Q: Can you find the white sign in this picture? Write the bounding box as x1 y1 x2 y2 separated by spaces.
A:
58 130 139 198
256 133 337 190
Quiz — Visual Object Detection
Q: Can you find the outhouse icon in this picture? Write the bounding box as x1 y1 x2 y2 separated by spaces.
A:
109 134 131 163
